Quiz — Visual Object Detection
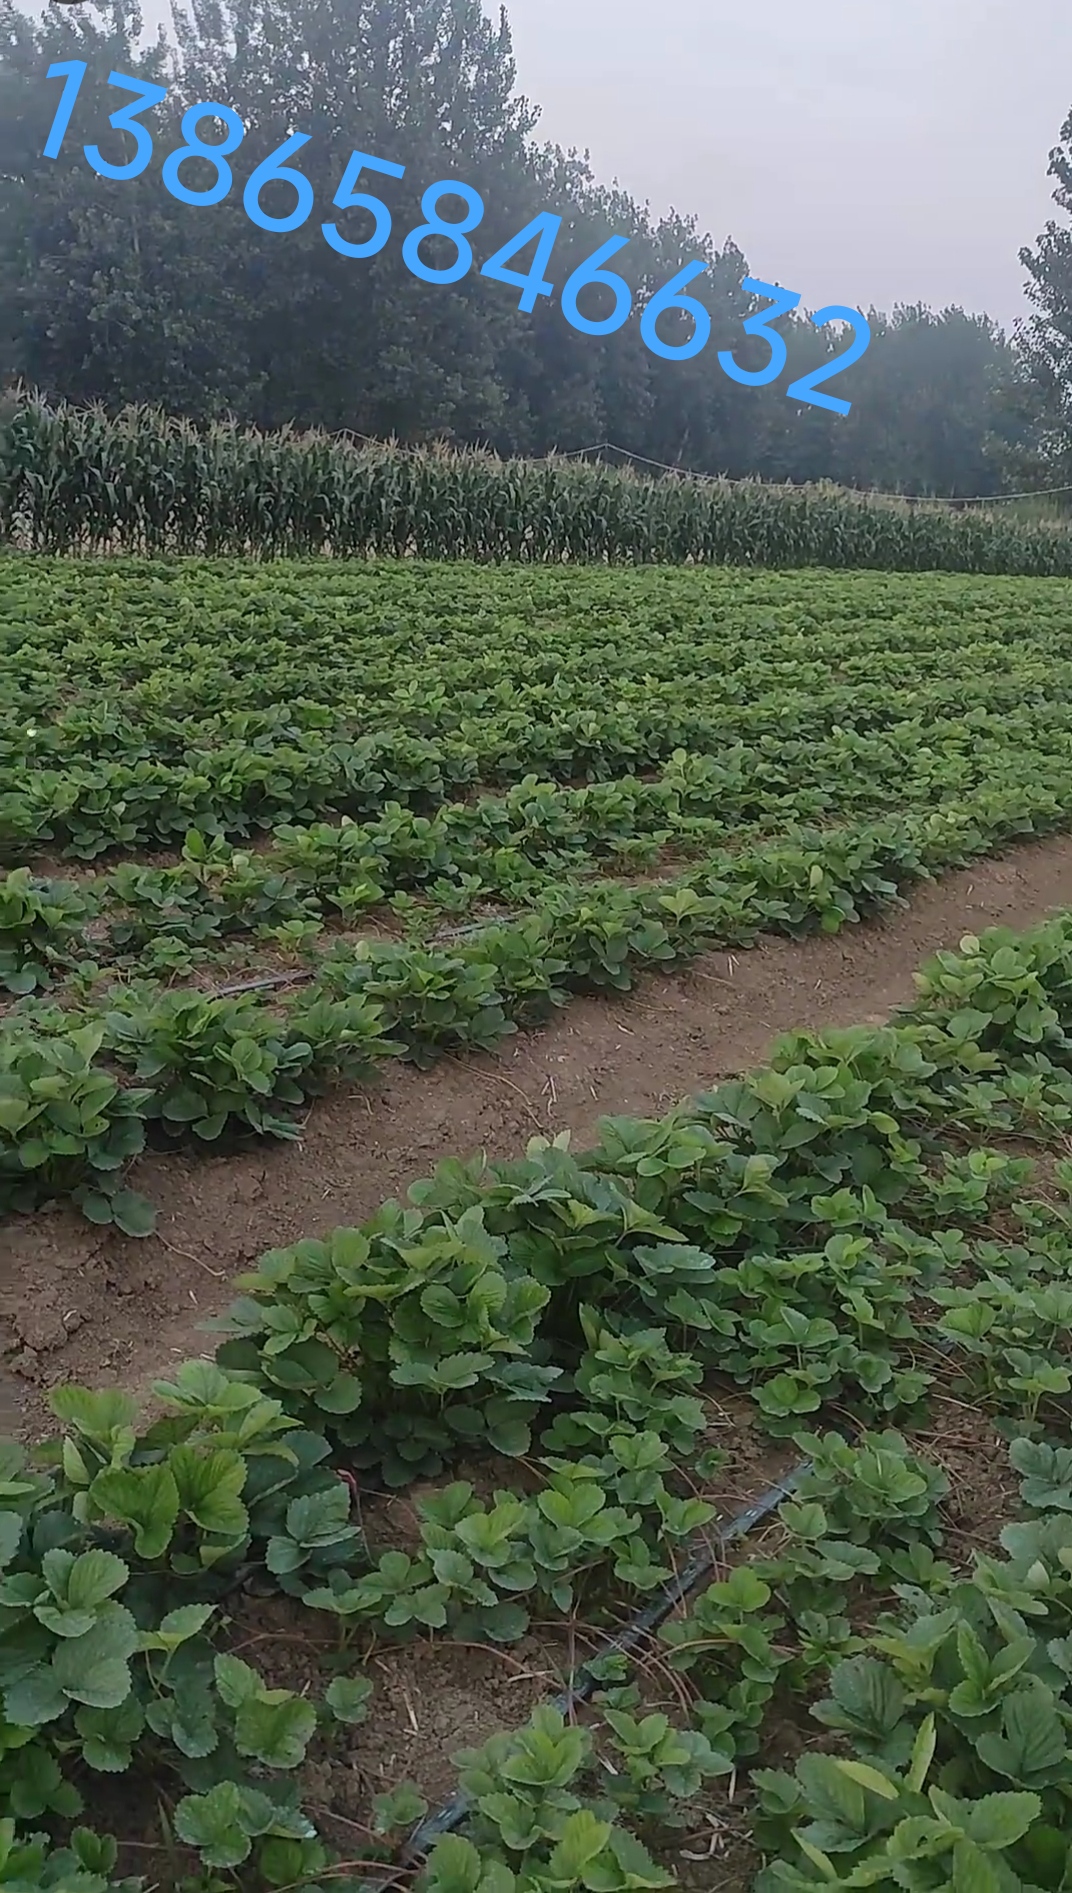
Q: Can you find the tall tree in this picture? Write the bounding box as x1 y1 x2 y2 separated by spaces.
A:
1017 105 1072 486
0 0 1038 498
0 0 256 412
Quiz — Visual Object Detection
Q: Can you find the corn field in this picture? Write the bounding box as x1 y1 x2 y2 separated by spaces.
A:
2 390 1072 574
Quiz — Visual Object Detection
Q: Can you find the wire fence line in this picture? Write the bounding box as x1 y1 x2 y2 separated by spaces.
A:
7 385 1064 512
549 440 1072 507
185 409 1068 511
7 394 1072 565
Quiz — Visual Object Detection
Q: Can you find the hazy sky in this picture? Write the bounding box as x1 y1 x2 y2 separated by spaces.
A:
489 0 1071 334
29 0 1072 332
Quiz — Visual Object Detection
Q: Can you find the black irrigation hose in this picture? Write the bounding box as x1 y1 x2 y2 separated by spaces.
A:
384 1336 967 1884
354 1456 811 1888
215 969 314 996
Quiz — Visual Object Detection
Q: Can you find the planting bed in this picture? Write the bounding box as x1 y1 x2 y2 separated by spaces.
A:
2 832 1072 1438
7 557 1072 1249
4 911 1072 1892
8 556 1072 1888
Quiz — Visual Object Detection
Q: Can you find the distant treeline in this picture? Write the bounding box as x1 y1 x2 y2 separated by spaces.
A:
0 0 1070 503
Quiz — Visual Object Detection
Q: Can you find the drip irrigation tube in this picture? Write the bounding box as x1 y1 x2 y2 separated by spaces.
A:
552 441 1072 507
359 1455 809 1889
372 1336 967 1884
212 916 518 999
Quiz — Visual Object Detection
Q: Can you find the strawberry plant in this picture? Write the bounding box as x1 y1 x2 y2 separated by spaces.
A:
103 987 394 1141
0 1021 153 1233
593 1705 731 1828
212 1210 560 1485
445 1707 675 1891
0 868 90 993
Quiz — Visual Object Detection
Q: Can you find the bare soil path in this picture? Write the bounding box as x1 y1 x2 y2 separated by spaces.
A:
3 835 1071 1434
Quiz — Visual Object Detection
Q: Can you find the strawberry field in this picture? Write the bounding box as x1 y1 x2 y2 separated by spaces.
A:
6 556 1072 1237
6 554 1072 1890
6 914 1072 1891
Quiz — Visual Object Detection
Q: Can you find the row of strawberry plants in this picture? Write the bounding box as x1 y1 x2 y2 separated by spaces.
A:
6 564 1072 856
7 789 1072 1233
0 745 865 911
0 1384 981 1889
750 1434 1072 1889
8 684 1072 864
3 913 1072 1888
425 1418 1043 1893
209 910 1072 1887
12 692 1072 973
437 1425 1072 1892
213 903 1072 1491
3 598 1066 759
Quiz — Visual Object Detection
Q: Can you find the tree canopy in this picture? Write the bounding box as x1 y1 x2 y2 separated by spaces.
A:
0 0 1062 499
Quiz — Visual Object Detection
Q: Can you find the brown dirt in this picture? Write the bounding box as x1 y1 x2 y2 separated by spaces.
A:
917 1400 1021 1564
221 1588 560 1833
3 834 1072 1439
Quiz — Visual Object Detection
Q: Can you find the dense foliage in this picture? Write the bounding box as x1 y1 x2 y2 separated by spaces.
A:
12 559 1072 843
8 548 1072 1880
1017 106 1072 491
0 0 1047 498
1 399 1071 565
5 914 1072 1886
6 558 1072 1233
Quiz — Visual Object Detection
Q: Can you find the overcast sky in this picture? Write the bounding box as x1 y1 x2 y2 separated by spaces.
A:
486 0 1071 334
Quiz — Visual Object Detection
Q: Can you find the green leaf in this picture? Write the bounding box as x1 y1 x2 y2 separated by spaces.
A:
833 1759 899 1801
146 1678 218 1759
170 1445 248 1539
705 1566 771 1612
545 1808 611 1880
975 1684 1068 1785
110 1190 156 1238
89 1464 179 1559
485 1410 531 1457
51 1608 139 1709
0 1515 23 1571
780 1501 828 1541
154 1604 216 1649
907 1715 936 1793
962 1791 1042 1849
5 1741 80 1820
371 1781 429 1839
812 1656 906 1743
62 1438 90 1487
35 1548 128 1636
285 1482 353 1546
794 1753 869 1839
951 1838 1003 1893
605 1824 676 1886
3 1668 67 1727
265 1537 305 1575
213 1653 262 1709
74 1696 145 1772
234 1691 318 1769
419 1834 492 1893
431 1549 475 1588
325 1675 373 1724
51 1386 137 1438
477 1601 529 1644
314 1374 363 1415
174 1782 254 1869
